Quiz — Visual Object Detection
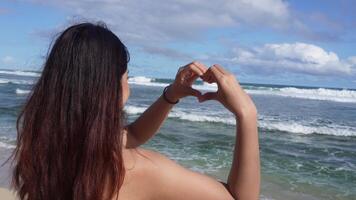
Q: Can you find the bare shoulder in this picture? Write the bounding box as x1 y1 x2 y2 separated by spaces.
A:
131 147 164 160
132 147 177 166
123 147 171 168
128 147 234 200
119 148 170 200
124 147 182 175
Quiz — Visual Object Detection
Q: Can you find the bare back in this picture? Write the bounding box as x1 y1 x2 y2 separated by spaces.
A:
115 147 234 200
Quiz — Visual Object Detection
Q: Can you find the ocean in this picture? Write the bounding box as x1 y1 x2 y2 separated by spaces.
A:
0 69 355 200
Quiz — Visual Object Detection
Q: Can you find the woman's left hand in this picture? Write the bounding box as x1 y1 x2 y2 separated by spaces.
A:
165 61 208 102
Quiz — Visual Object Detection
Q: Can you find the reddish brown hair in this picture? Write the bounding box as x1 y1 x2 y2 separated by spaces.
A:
12 22 129 200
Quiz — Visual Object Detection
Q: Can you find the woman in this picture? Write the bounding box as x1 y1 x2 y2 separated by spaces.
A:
12 23 260 200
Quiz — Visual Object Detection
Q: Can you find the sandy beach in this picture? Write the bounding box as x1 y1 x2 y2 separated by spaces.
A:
0 188 16 200
0 147 15 199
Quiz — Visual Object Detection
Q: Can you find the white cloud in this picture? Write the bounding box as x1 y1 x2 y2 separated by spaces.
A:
230 42 356 76
347 56 356 65
2 56 14 64
25 0 354 80
27 0 298 45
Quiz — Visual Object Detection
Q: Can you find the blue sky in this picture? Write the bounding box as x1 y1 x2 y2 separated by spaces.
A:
0 0 355 88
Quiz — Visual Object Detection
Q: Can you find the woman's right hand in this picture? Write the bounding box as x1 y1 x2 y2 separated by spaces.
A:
164 61 208 103
199 64 257 118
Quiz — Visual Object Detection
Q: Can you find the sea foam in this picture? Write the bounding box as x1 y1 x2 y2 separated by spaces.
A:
0 141 15 149
128 76 168 87
0 78 34 85
1 72 355 103
127 76 356 103
0 70 40 77
271 87 356 103
124 105 356 137
258 121 356 137
0 136 16 149
16 88 31 94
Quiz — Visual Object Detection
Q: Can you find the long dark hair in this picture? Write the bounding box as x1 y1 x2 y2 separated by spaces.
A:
12 22 130 200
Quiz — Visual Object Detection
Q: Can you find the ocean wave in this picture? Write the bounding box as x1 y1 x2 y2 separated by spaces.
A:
258 121 356 137
0 70 40 77
0 141 15 149
129 76 154 83
16 88 31 94
3 73 353 103
194 84 356 103
247 87 356 103
128 76 168 87
192 82 218 91
124 105 356 137
0 78 34 85
170 110 235 124
0 136 16 149
125 105 234 124
124 105 147 114
126 76 356 103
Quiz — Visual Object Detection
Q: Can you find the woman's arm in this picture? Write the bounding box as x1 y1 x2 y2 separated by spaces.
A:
146 64 260 200
124 62 208 148
228 113 259 200
123 89 177 148
200 64 260 199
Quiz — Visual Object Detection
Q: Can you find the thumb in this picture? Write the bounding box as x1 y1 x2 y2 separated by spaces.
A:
186 87 202 98
199 92 217 102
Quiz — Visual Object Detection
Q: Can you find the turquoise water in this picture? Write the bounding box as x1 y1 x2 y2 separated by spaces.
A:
1 69 356 199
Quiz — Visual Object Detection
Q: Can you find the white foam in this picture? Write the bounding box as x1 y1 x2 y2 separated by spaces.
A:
128 76 168 87
277 87 356 103
259 121 356 137
124 105 356 137
128 76 154 83
124 105 147 114
170 110 235 124
0 79 8 84
0 78 34 85
126 76 356 103
192 85 356 103
192 82 218 91
0 70 40 77
125 105 234 124
260 196 276 200
129 81 168 87
16 88 31 95
0 141 15 149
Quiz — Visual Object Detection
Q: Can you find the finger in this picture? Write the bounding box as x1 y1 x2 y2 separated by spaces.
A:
181 63 204 77
175 66 185 79
210 66 224 83
213 64 229 75
199 92 217 102
201 70 210 82
187 73 199 85
201 69 215 82
207 76 216 84
178 66 185 72
204 73 215 84
192 61 208 74
186 87 202 98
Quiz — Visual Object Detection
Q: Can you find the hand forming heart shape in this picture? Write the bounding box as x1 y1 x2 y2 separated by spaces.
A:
164 61 210 102
165 61 257 117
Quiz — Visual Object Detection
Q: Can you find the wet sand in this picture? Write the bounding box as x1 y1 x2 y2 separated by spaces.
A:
0 188 16 200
